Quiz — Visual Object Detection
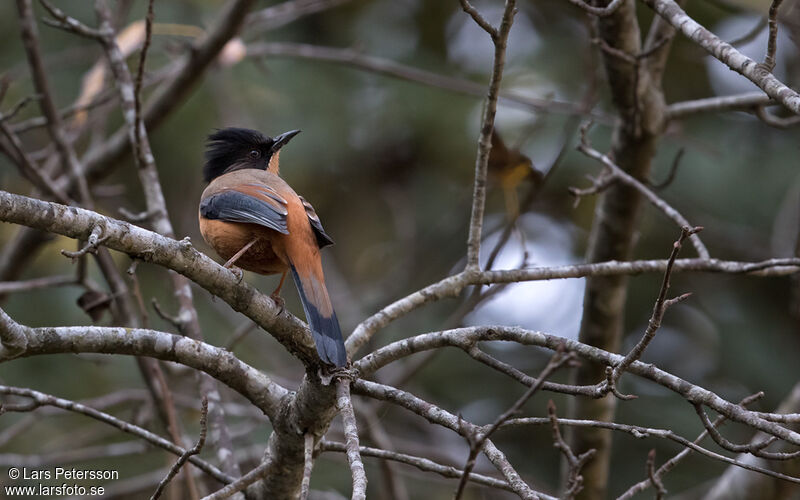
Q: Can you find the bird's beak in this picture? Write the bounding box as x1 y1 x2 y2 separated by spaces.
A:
271 129 301 152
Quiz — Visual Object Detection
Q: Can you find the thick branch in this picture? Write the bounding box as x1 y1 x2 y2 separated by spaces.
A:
0 318 287 418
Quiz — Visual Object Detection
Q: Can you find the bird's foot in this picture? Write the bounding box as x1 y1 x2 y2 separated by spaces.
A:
226 265 244 283
270 292 285 315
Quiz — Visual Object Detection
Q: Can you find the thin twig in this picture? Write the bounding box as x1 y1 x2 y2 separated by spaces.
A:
616 393 765 499
548 401 595 499
18 0 92 204
458 0 498 39
0 94 40 122
694 404 800 460
151 397 209 500
763 0 785 71
645 449 667 499
454 348 574 499
60 225 107 259
0 385 231 484
134 0 156 164
464 0 517 270
0 119 74 204
667 91 773 119
353 379 553 500
127 259 150 327
754 104 800 128
246 42 605 120
607 226 701 391
0 275 78 294
201 460 272 500
152 297 185 331
319 440 513 491
648 148 684 190
577 122 710 259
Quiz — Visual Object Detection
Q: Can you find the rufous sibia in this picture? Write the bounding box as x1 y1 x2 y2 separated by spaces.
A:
198 128 347 367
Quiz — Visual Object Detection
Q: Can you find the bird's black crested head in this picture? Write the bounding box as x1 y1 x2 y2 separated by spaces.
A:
203 127 300 182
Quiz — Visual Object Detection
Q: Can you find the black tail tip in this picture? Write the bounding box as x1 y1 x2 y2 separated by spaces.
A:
315 333 348 367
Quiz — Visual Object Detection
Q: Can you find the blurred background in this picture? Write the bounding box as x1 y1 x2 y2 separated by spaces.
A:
0 0 799 498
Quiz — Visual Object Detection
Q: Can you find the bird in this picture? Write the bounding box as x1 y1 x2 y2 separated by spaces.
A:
487 129 539 219
198 127 347 367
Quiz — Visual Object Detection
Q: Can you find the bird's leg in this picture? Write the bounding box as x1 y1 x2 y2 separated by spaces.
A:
224 237 259 283
270 271 287 313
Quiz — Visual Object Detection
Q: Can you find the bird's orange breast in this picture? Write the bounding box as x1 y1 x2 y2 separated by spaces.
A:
198 217 288 275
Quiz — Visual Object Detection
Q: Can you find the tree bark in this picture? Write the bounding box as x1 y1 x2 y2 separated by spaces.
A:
566 1 671 498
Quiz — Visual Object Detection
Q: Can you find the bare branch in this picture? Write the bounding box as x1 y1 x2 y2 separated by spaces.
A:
300 433 314 500
0 274 77 295
319 440 513 491
458 0 498 39
346 254 799 357
353 379 554 500
455 348 574 499
464 0 517 270
16 0 92 203
763 0 785 71
0 313 288 417
247 42 599 119
151 397 209 500
754 104 800 128
0 385 231 484
353 327 800 449
577 123 709 259
694 404 800 460
0 94 39 122
60 225 108 259
666 92 772 119
646 450 667 499
0 119 74 204
564 0 624 17
0 190 322 365
607 226 700 389
134 0 156 164
39 0 104 39
642 0 800 114
202 459 272 500
336 377 367 500
245 0 353 33
617 393 765 499
548 401 595 499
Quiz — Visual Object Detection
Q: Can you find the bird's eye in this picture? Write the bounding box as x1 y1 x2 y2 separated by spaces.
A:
248 149 261 159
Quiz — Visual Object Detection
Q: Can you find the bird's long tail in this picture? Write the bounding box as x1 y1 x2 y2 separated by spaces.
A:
289 261 347 367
